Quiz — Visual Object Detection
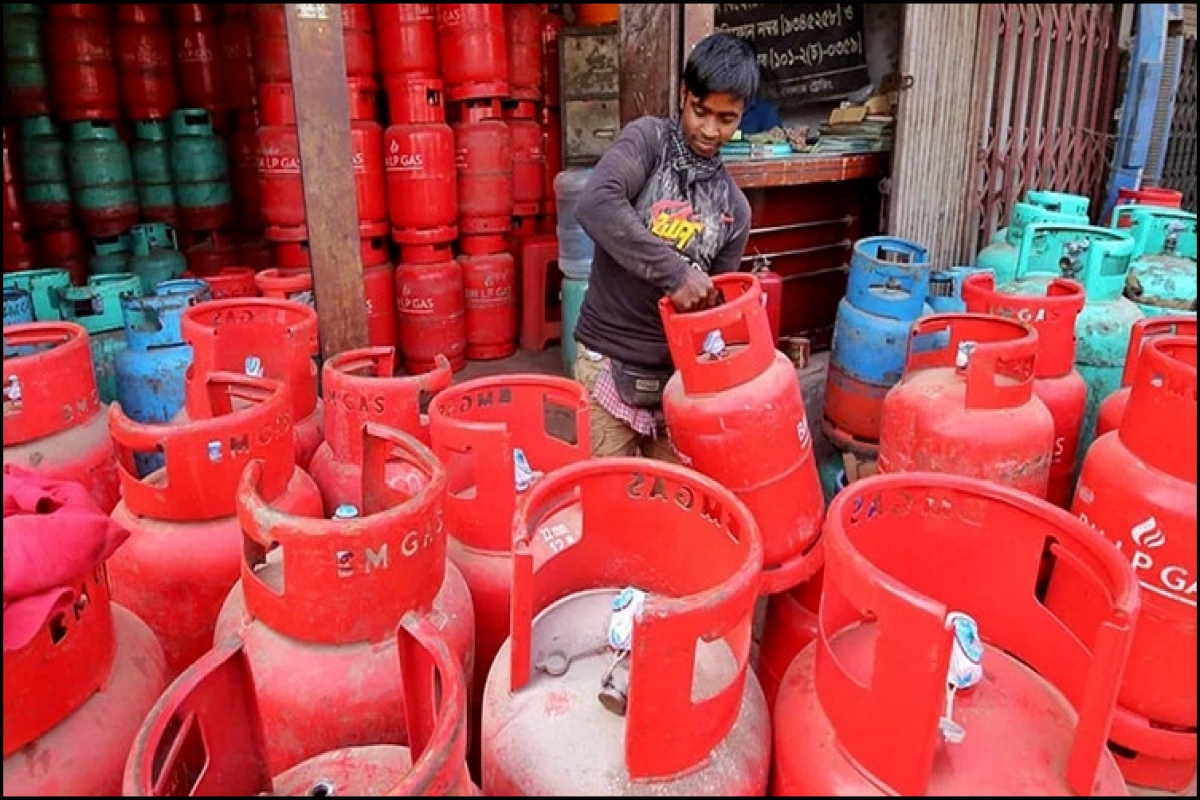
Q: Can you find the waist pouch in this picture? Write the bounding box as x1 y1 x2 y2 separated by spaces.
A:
609 358 673 408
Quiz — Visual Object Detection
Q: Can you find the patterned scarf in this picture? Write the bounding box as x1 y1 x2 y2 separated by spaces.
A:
665 119 723 188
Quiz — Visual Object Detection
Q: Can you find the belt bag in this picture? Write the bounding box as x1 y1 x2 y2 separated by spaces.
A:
609 358 673 408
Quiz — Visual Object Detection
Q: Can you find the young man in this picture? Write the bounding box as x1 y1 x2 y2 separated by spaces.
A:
571 32 758 461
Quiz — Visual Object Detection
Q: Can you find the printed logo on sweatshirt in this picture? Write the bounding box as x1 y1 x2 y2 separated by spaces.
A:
649 199 705 251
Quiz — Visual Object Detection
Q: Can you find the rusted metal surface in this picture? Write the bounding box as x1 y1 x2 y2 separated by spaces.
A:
618 4 680 123
965 5 1121 253
1161 36 1197 211
890 4 982 269
284 3 368 358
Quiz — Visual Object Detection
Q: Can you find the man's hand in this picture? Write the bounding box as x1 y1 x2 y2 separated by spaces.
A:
669 268 715 312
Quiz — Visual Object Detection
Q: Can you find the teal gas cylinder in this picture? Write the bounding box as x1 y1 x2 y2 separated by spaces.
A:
1114 204 1197 318
57 272 142 404
128 223 186 294
2 267 70 320
89 232 132 276
3 5 48 119
132 119 177 225
17 114 71 231
978 191 1092 283
3 287 34 326
170 108 233 231
67 119 140 238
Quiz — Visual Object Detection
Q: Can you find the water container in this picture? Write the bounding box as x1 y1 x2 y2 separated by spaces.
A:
560 276 588 376
554 168 595 278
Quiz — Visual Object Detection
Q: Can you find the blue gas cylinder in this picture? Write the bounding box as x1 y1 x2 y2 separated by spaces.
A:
3 287 34 326
114 278 213 476
1114 204 1197 318
927 265 993 313
822 236 932 454
978 191 1092 284
998 221 1141 462
560 276 588 376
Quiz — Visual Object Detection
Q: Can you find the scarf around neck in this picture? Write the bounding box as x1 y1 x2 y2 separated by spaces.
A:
665 119 723 187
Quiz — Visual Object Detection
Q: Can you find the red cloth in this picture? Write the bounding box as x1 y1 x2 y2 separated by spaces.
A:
3 465 130 651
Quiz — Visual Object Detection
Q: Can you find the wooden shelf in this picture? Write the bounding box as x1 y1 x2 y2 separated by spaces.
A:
726 152 890 189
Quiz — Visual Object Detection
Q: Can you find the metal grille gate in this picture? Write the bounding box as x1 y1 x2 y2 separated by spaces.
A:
962 4 1122 253
1161 36 1197 211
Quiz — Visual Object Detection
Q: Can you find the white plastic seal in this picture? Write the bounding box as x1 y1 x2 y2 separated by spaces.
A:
607 587 647 652
940 611 984 744
513 447 543 493
702 330 726 358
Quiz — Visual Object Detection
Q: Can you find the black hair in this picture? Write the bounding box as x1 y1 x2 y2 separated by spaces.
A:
682 33 761 103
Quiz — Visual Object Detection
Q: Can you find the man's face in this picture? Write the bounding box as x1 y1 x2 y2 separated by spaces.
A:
679 86 745 158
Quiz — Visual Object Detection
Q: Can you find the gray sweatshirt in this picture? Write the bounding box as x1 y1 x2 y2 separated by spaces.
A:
572 116 752 370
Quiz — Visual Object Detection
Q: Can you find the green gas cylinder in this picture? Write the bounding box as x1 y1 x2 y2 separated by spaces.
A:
67 119 140 238
57 272 142 404
3 5 49 119
1114 204 1197 318
2 267 70 321
129 222 186 294
132 119 177 225
979 190 1092 282
17 115 71 231
999 221 1141 461
170 108 233 231
89 233 133 276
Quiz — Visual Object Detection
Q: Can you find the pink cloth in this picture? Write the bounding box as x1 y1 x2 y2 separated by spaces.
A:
591 360 659 438
3 465 130 651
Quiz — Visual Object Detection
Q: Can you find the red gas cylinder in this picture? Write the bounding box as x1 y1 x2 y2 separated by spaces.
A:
207 424 474 776
505 102 544 218
228 107 264 232
1096 316 1197 441
541 11 565 108
192 266 259 299
540 106 562 219
250 4 291 85
429 375 589 767
2 322 120 514
877 313 1056 498
374 3 439 81
3 495 168 796
272 236 385 271
184 229 261 276
341 4 378 87
481 457 771 794
454 104 513 235
385 77 458 246
660 273 825 594
505 5 544 102
107 373 325 677
772 472 1137 795
113 5 179 121
459 234 517 360
257 86 385 240
436 4 510 102
395 245 468 373
4 128 25 236
752 265 783 342
364 263 399 349
220 4 257 112
1112 187 1185 227
179 298 325 470
310 349 452 512
38 228 90 285
46 5 120 122
755 571 823 711
255 268 314 307
3 233 37 276
1072 335 1197 791
174 4 225 118
963 273 1088 508
123 614 474 796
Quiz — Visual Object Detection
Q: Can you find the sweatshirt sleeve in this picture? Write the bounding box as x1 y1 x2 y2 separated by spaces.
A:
572 117 692 295
709 186 752 276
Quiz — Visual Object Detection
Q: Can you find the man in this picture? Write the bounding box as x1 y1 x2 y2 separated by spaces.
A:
572 32 758 461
